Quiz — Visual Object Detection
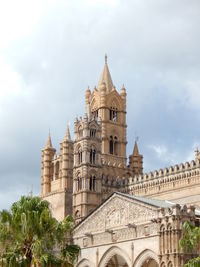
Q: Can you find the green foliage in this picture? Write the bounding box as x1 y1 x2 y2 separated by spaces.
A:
184 257 200 267
179 221 200 267
0 196 80 267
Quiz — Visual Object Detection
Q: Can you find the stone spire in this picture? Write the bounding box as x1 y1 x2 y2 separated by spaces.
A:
65 125 71 140
133 141 139 156
129 139 143 176
98 54 114 92
46 131 52 148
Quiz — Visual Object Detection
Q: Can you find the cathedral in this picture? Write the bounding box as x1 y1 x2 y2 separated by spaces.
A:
41 56 200 267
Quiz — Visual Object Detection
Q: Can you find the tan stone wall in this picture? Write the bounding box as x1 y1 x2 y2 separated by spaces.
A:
129 160 200 207
43 191 66 221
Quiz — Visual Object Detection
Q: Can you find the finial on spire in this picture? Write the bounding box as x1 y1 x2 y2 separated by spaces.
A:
105 53 107 64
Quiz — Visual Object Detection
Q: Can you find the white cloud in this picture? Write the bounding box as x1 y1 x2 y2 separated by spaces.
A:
185 80 200 109
148 144 178 166
0 56 23 99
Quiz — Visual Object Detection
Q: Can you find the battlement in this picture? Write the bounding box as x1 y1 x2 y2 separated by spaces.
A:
141 158 200 183
101 157 200 200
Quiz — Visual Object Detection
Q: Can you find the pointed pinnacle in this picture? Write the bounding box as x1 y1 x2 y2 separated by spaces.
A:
98 55 113 92
65 125 71 140
46 131 52 148
133 140 139 156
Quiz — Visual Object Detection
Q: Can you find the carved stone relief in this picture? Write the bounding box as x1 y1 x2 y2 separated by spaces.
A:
74 195 158 238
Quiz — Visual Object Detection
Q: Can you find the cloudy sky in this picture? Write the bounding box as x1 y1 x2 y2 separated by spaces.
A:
0 0 200 210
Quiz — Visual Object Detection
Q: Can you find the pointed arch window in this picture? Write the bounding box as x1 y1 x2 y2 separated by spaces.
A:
77 177 82 191
110 106 118 122
89 175 96 191
90 147 96 164
114 136 118 155
109 136 118 155
110 136 114 154
90 128 96 137
54 161 59 180
78 148 82 164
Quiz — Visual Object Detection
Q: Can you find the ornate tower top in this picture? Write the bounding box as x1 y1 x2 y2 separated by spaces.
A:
98 55 114 92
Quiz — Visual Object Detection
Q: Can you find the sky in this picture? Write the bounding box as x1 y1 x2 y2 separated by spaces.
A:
0 0 200 210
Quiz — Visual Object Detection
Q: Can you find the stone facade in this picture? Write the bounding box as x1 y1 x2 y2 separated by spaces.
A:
40 56 200 266
73 192 199 267
41 56 200 222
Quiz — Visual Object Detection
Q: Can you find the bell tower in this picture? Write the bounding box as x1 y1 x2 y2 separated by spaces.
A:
89 55 127 179
73 113 102 224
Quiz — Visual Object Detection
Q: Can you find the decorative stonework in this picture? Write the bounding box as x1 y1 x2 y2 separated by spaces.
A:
98 246 131 267
74 195 157 238
133 249 159 267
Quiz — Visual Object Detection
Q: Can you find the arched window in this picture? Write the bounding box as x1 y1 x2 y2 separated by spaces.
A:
110 107 118 122
90 129 96 137
93 176 96 191
109 136 118 155
167 224 173 253
78 148 82 164
89 176 92 191
160 225 165 254
114 136 118 155
77 177 82 191
55 161 59 180
77 172 82 191
93 149 96 163
90 147 96 164
110 136 114 154
89 175 96 191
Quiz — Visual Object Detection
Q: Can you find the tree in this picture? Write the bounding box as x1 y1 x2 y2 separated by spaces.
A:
0 196 79 266
179 221 200 267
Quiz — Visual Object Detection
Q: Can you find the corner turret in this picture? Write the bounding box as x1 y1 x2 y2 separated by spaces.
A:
41 132 56 196
129 140 143 176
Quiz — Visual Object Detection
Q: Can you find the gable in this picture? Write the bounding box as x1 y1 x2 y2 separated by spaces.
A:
73 193 158 237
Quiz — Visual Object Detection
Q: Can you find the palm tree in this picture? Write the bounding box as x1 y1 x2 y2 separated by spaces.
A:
179 221 200 267
0 196 79 266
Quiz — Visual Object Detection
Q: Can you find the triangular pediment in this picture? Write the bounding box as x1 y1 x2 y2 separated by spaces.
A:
73 192 159 237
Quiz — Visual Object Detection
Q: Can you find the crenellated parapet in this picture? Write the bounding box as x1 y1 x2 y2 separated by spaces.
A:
127 158 200 206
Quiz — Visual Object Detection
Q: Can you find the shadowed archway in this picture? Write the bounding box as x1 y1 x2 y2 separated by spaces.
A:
134 250 159 267
99 246 131 267
106 254 128 267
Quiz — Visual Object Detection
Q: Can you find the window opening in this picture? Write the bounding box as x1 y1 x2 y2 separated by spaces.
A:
89 175 96 191
78 149 82 164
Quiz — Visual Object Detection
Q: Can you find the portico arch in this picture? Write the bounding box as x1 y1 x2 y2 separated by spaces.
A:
77 258 95 267
99 246 131 267
133 249 159 267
